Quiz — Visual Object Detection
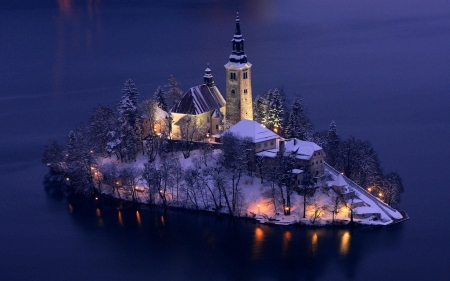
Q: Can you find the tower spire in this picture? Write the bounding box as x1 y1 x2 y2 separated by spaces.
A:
203 63 214 87
229 12 247 64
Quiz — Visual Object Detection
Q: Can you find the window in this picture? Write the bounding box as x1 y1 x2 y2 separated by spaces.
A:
231 89 235 94
270 141 273 146
243 72 248 79
264 142 267 147
244 89 247 94
258 143 261 148
216 125 219 130
320 160 322 163
230 72 236 80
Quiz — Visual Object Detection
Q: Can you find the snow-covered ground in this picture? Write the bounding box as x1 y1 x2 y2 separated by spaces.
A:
95 150 407 226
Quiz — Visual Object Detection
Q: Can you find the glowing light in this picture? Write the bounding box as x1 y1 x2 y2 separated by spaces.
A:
378 193 383 197
136 211 142 228
312 232 318 256
95 208 101 217
68 204 73 213
282 230 292 257
66 177 70 181
340 231 351 256
161 215 165 226
368 187 372 192
118 211 124 226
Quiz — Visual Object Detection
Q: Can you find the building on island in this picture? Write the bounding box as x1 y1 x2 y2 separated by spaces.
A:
225 12 253 125
170 67 226 140
169 13 252 140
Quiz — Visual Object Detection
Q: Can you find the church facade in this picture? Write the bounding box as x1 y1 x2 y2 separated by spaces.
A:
169 13 253 140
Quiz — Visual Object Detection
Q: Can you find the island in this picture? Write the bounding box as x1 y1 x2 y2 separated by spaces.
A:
43 13 408 226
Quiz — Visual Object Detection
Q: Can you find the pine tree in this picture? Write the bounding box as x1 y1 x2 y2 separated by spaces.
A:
253 95 267 125
326 120 341 168
284 96 313 140
88 106 116 157
266 88 284 132
165 75 183 108
153 86 169 112
117 79 142 162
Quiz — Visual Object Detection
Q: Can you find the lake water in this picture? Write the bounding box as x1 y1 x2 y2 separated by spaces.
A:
1 1 449 280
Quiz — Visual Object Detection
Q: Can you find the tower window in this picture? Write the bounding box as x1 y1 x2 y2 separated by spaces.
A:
243 72 248 79
230 72 236 80
231 89 235 94
244 89 247 94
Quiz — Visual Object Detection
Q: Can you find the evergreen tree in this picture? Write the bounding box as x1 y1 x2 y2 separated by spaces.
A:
165 75 183 108
266 88 284 132
65 129 96 197
253 95 267 125
88 106 116 157
153 86 169 112
117 79 142 162
283 96 313 140
325 120 341 168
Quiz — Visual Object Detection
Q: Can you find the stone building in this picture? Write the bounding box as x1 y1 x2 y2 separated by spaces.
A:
170 67 226 140
224 13 253 125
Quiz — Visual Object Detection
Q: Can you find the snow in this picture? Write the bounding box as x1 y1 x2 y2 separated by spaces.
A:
94 149 404 227
224 62 252 68
333 174 347 187
223 119 279 143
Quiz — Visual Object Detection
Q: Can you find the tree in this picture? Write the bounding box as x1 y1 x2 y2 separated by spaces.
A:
165 75 184 108
327 190 344 224
119 164 141 202
177 115 207 158
300 164 315 218
325 120 341 169
88 106 116 157
283 96 314 141
378 172 404 206
42 140 64 168
266 88 284 131
253 95 267 125
117 79 142 162
65 128 96 197
153 86 169 112
100 162 121 197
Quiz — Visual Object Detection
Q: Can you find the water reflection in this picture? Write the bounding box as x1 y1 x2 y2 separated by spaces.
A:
117 210 123 227
68 204 73 213
340 231 351 257
136 211 142 228
311 232 318 256
160 215 165 226
281 230 291 257
252 227 264 260
95 208 104 227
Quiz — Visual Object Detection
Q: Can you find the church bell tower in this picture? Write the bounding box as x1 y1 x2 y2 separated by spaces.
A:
225 12 253 125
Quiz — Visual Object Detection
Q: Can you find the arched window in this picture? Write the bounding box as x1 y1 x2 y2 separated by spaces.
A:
231 89 235 94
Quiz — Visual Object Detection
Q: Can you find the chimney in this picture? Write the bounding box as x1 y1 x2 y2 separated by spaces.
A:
294 138 297 145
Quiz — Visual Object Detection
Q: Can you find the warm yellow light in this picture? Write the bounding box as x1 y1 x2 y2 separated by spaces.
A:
66 177 70 181
368 187 372 192
95 197 98 200
378 193 383 197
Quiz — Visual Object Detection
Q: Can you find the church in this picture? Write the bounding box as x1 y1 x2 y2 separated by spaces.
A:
170 13 253 140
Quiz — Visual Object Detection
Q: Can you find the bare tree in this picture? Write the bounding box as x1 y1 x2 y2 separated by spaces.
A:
119 164 141 202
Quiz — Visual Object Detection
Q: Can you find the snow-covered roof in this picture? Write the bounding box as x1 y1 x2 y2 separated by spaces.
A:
224 62 252 68
170 84 225 115
223 119 280 143
333 174 347 187
283 138 322 159
155 107 169 120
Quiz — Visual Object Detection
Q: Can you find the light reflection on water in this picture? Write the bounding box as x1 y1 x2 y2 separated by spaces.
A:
252 227 264 260
340 231 351 257
136 211 142 228
282 230 292 257
311 232 318 256
117 210 123 227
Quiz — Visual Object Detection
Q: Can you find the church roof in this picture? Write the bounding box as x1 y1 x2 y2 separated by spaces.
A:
223 119 279 143
170 84 225 115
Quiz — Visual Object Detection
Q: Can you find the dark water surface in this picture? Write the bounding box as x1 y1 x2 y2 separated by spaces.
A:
1 1 450 280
